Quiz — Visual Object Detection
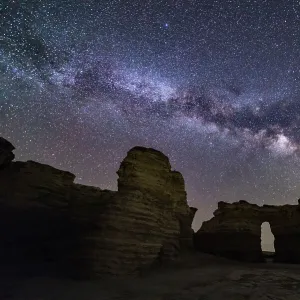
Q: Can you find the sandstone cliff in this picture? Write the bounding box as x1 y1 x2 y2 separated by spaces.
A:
0 137 196 278
194 200 300 263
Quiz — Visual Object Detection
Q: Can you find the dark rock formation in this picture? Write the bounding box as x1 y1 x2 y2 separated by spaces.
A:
194 200 300 263
0 137 197 278
0 137 15 168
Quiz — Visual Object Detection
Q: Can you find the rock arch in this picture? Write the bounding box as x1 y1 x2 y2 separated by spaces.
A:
194 200 300 263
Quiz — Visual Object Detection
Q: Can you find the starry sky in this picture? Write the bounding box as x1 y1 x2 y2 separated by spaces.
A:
1 0 300 250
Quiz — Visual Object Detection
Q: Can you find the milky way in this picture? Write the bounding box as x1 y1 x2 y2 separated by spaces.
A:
1 0 300 249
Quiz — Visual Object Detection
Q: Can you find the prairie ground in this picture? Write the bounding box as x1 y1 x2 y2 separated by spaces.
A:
2 253 300 300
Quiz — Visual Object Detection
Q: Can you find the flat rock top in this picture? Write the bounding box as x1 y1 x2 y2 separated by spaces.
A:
129 146 170 160
3 254 300 300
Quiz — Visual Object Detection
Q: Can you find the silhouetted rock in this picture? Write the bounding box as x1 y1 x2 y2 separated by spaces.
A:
194 200 300 263
74 146 197 276
0 137 15 168
0 137 196 278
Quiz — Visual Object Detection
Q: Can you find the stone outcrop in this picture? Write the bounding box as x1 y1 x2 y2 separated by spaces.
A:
0 137 15 168
0 137 196 278
194 200 300 263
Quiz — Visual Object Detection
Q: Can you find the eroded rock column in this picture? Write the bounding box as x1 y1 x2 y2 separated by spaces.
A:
88 146 195 275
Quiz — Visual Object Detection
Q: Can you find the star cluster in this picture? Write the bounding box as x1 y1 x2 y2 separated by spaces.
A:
1 0 300 249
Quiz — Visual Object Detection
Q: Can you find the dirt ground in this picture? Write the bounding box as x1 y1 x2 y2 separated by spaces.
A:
2 253 300 300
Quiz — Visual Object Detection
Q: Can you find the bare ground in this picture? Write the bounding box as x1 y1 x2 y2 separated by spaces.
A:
2 253 300 300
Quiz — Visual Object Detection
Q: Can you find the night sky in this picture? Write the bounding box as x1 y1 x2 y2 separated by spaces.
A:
1 0 300 250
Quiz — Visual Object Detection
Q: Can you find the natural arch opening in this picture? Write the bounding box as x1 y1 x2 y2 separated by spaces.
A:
261 222 275 261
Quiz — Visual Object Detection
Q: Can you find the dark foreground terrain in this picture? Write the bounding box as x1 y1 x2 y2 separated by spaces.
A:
2 253 300 300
